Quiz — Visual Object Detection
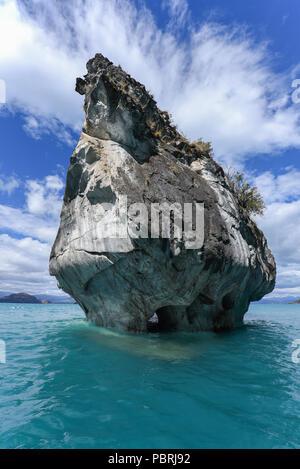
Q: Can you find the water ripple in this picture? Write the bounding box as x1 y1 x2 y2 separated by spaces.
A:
0 303 299 448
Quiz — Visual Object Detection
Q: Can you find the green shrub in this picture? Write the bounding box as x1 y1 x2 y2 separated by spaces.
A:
192 138 213 155
226 169 266 216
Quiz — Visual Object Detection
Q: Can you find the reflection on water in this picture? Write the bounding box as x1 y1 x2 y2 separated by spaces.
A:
74 324 217 360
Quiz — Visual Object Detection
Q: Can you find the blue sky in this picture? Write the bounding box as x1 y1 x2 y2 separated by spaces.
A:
0 0 300 297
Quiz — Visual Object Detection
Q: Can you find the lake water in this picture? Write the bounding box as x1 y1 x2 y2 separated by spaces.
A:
0 303 299 449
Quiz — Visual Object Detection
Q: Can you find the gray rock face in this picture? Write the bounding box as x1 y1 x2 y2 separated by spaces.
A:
50 54 276 332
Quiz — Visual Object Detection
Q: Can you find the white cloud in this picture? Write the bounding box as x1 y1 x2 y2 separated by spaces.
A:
0 0 300 162
25 175 64 218
0 173 64 294
23 115 77 145
1 0 300 299
254 168 300 204
22 116 40 139
255 181 300 298
162 0 189 28
44 175 64 191
0 174 63 243
0 234 59 294
257 199 300 266
0 204 57 243
0 174 19 194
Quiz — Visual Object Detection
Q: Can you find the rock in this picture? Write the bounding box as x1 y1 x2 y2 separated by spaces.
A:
49 53 276 332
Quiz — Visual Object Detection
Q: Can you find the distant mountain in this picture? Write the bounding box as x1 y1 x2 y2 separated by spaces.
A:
257 296 300 304
0 292 49 304
0 291 74 304
35 294 74 304
0 291 13 298
288 299 300 304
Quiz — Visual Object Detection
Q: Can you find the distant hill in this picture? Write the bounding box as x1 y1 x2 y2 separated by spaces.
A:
0 292 50 304
288 299 300 304
35 294 74 304
0 291 74 304
257 296 300 304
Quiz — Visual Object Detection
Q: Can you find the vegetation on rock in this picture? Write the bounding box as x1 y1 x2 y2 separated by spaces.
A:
226 168 266 216
191 138 213 156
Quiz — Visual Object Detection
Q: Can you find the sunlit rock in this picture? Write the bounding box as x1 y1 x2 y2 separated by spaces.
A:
50 54 276 332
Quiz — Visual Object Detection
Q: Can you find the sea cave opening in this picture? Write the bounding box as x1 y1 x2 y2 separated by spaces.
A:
147 306 178 332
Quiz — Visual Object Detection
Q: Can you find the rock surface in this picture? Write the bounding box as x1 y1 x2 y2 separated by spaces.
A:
50 53 276 332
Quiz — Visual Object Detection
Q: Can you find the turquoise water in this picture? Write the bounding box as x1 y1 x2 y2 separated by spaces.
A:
0 303 299 449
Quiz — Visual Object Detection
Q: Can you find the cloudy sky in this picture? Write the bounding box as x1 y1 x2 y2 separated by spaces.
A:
0 0 300 298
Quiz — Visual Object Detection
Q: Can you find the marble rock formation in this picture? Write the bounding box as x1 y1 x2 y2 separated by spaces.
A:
50 54 276 332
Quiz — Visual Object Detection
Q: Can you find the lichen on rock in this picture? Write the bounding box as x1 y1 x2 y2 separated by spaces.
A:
49 53 276 333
